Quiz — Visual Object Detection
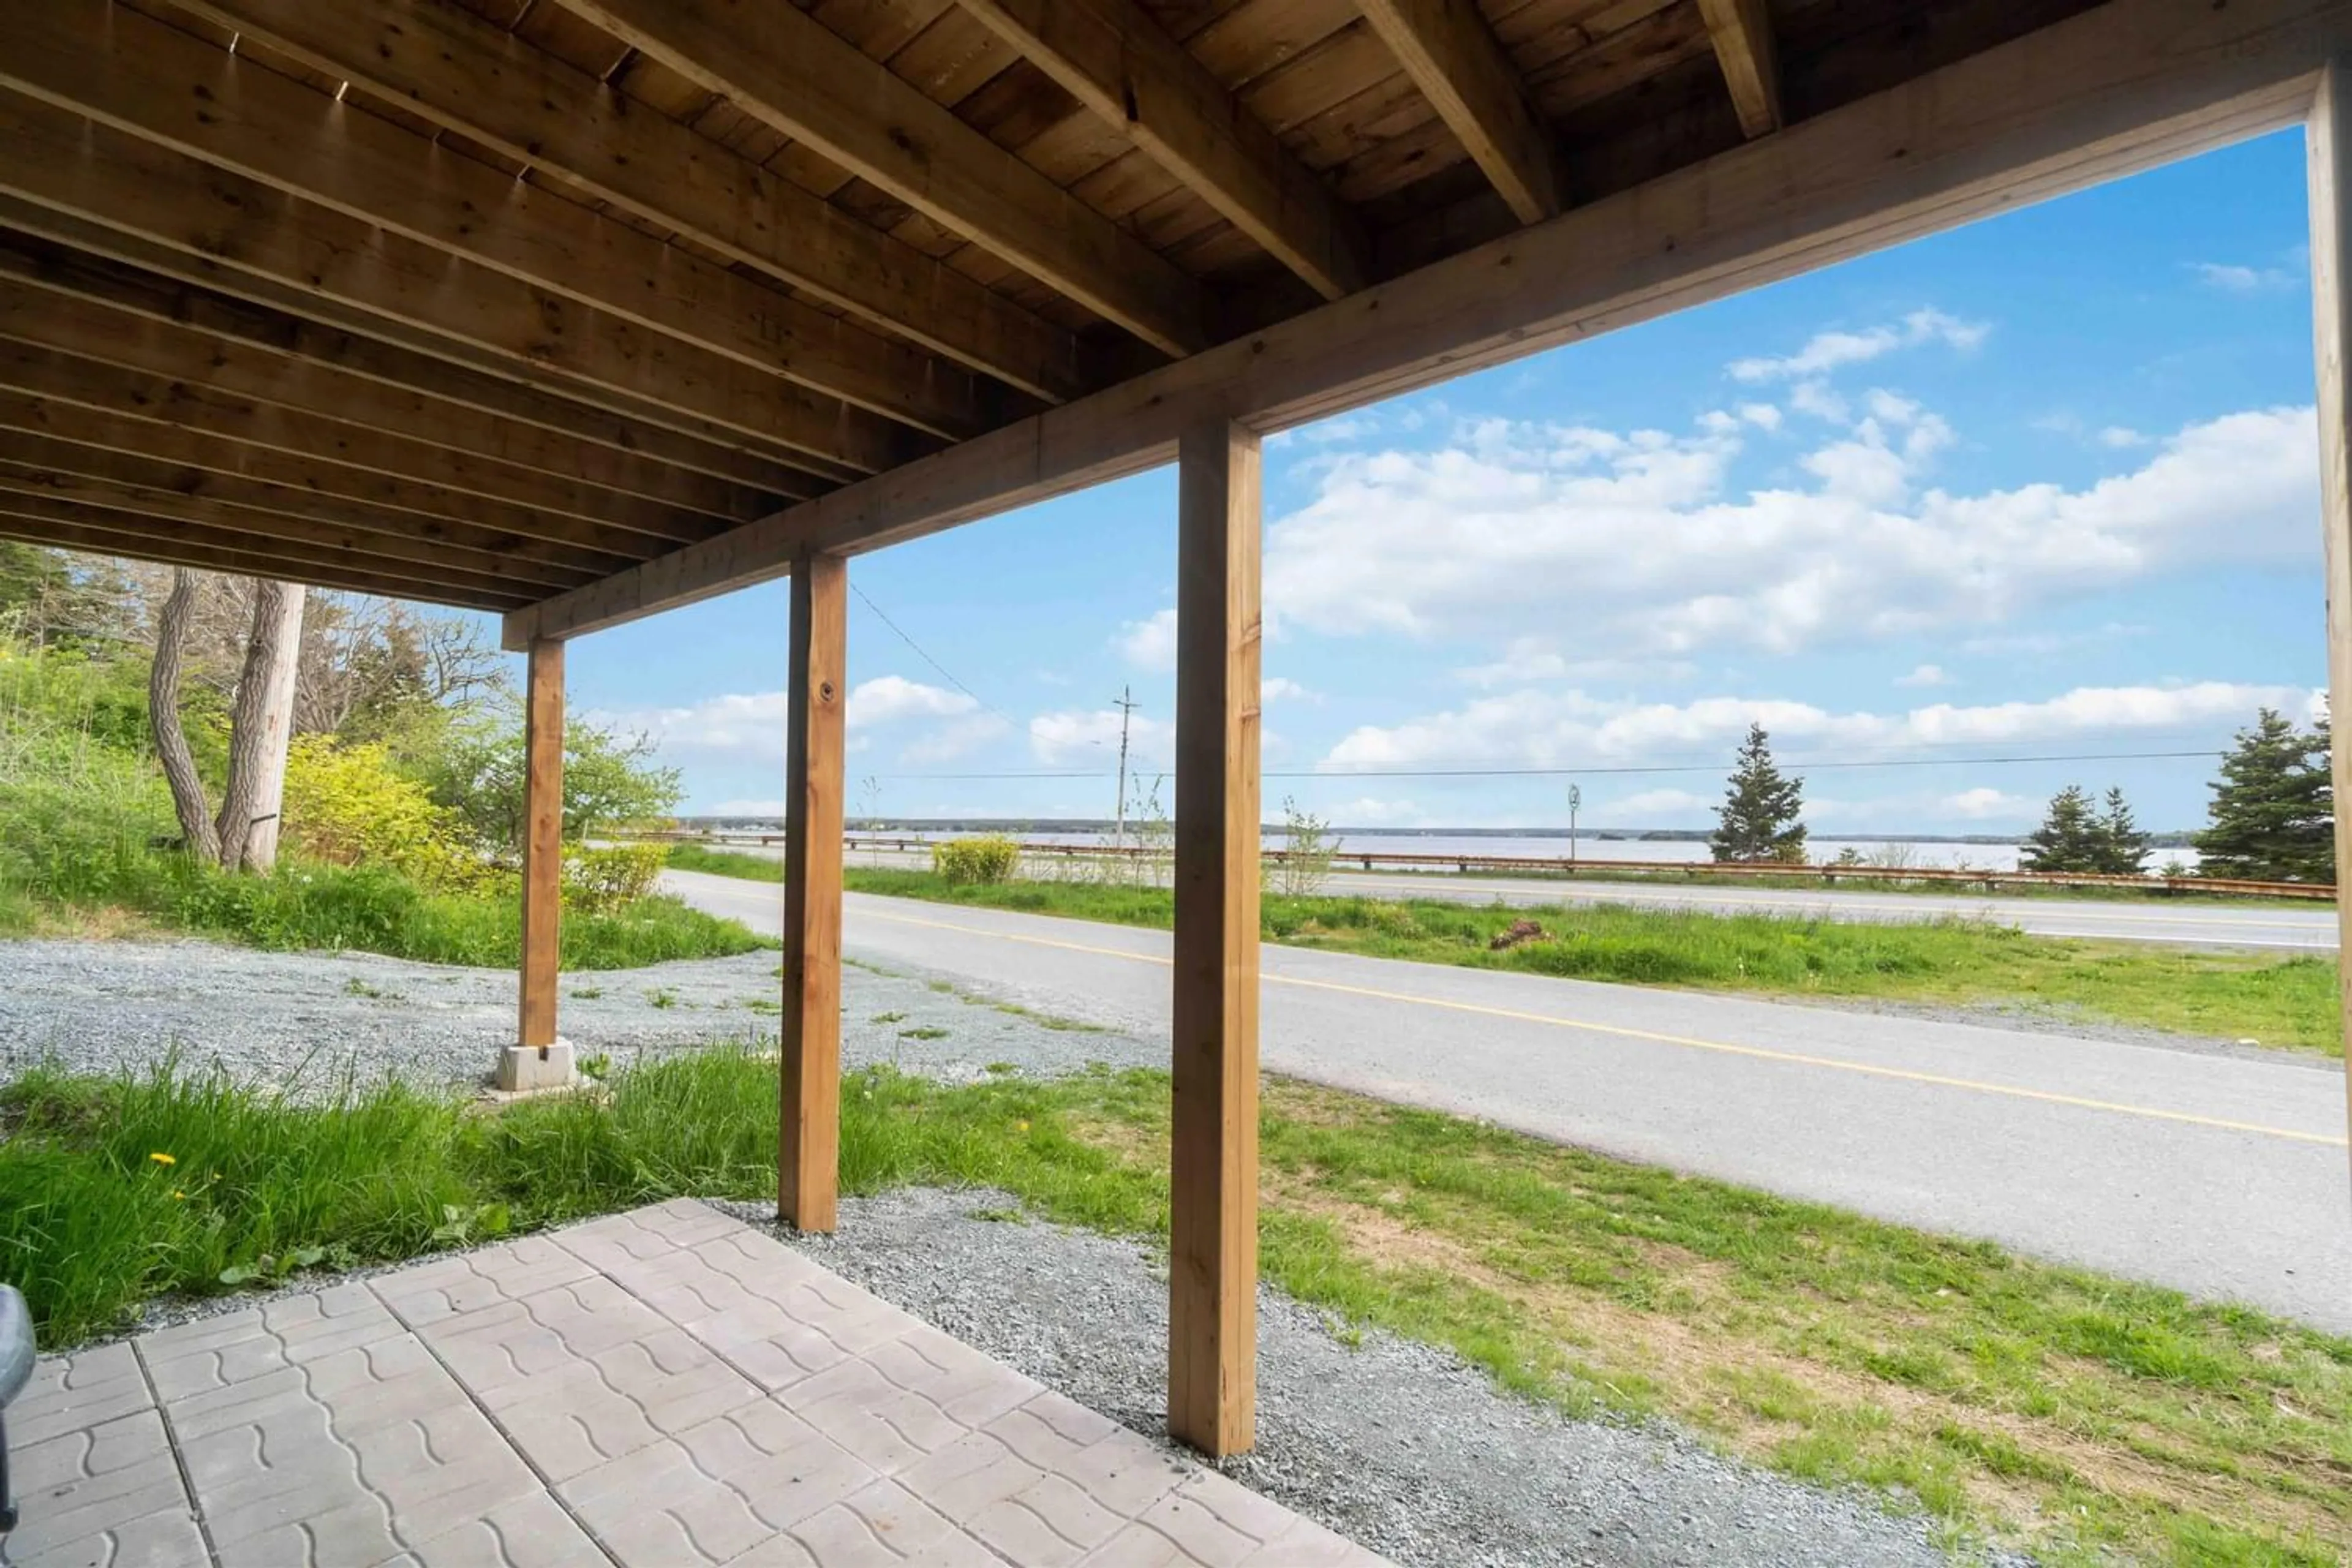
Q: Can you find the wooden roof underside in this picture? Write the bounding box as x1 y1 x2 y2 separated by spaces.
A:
0 0 2299 623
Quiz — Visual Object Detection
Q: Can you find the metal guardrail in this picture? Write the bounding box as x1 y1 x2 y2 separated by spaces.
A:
641 830 2339 901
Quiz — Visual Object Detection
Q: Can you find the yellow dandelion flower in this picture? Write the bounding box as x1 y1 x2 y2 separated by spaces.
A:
1014 1120 1030 1134
149 1152 176 1166
171 1189 186 1200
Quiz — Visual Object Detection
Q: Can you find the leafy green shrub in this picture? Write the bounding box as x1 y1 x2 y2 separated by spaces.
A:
564 843 667 914
282 735 496 895
933 834 1020 886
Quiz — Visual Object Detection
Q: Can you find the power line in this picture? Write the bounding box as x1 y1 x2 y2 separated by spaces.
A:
849 580 1115 750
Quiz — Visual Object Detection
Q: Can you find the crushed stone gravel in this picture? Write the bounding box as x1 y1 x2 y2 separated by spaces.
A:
0 937 1158 1092
734 1188 2014 1568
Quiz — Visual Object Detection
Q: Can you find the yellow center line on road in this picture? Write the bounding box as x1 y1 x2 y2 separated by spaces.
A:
859 907 2350 1150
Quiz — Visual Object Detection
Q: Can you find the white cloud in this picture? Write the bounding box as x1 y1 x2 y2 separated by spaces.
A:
1896 663 1951 688
1942 786 2032 820
1262 677 1320 704
1262 401 2318 660
1790 382 1850 422
2193 261 2294 292
848 675 976 729
1030 707 1174 767
1728 309 1988 382
1117 608 1178 672
599 691 784 758
2098 426 2149 448
1319 680 2314 772
1738 403 1783 432
1457 640 1698 688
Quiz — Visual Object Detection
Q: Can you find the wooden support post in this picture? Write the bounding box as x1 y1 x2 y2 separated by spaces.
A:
502 636 569 1090
2305 59 2352 1185
1168 418 1261 1457
780 552 847 1231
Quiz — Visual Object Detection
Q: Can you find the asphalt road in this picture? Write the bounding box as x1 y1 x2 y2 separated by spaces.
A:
746 843 2345 950
666 867 2352 1332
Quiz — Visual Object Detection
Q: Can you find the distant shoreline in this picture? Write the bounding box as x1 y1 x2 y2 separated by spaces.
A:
680 816 2198 848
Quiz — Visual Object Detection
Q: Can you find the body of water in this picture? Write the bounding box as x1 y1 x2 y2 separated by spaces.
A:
819 827 2204 875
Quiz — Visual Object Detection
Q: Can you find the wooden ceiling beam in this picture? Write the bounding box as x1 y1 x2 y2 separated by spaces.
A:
0 334 741 556
0 436 600 592
954 0 1368 300
565 0 1210 358
0 0 1005 445
504 0 2325 646
1358 0 1567 224
0 382 642 576
0 232 805 522
178 0 1089 407
0 98 909 483
0 496 543 610
0 491 545 606
1697 0 1782 138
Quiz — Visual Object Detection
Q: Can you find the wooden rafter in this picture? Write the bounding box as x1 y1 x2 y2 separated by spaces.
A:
176 0 1090 407
0 337 736 554
955 0 1368 300
0 100 910 482
503 0 2326 647
1697 0 1782 139
564 0 1210 357
1359 0 1566 225
0 436 600 591
0 0 1002 444
0 387 639 576
0 498 541 609
0 240 802 521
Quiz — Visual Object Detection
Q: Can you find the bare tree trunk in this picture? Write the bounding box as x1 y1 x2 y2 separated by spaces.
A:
216 579 306 873
149 568 222 864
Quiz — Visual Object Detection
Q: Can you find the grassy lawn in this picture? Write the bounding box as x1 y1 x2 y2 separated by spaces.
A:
671 851 2342 1054
4 1049 2344 1566
0 853 770 970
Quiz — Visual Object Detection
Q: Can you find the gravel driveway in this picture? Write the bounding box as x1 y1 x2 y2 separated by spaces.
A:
0 937 1159 1091
0 937 2000 1565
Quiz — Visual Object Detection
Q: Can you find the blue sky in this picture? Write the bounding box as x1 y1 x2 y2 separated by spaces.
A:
570 127 2325 838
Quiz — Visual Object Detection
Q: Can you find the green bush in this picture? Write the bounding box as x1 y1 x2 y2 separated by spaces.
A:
933 834 1020 886
563 843 668 915
283 735 496 895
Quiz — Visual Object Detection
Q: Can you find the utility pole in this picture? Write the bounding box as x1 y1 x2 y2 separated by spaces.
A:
1567 783 1581 868
1112 685 1137 851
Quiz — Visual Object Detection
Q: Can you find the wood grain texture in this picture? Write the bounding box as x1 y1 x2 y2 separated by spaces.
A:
2303 58 2352 1181
0 339 708 550
955 0 1369 298
0 499 532 608
518 638 565 1051
504 0 2338 648
0 389 631 577
780 552 848 1232
1358 0 1567 222
183 0 1087 405
0 99 899 481
1167 417 1261 1458
0 227 816 510
567 0 1208 356
1698 0 1782 137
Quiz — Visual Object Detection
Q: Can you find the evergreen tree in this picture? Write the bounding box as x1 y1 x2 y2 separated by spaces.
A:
1710 723 1806 862
2021 785 2104 873
2193 709 2334 882
2093 786 2151 875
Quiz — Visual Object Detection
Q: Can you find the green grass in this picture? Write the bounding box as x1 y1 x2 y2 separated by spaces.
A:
0 851 769 970
665 842 785 881
812 867 2342 1055
4 1049 2344 1565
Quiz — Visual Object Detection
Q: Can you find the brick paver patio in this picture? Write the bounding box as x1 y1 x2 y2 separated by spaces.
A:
5 1199 1389 1567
